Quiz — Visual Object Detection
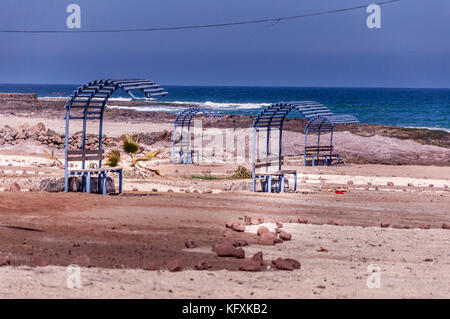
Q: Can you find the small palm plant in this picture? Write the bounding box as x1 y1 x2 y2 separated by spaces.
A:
104 135 161 178
43 149 64 168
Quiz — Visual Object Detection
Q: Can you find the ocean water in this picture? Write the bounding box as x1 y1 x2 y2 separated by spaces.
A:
1 84 449 131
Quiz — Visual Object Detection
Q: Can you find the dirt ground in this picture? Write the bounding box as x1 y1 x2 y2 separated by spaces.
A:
0 186 449 298
0 97 449 298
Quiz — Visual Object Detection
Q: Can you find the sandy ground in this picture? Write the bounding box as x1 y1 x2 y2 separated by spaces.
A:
1 224 449 298
0 187 449 298
0 98 449 298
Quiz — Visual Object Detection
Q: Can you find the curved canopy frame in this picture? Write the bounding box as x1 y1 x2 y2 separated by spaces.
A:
252 101 358 170
172 107 222 164
64 78 168 190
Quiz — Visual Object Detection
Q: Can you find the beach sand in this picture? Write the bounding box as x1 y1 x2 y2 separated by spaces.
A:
0 96 449 298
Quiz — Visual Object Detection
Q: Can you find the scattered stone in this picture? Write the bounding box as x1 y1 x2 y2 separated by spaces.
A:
239 259 262 272
231 222 245 232
317 247 328 253
271 257 301 271
257 226 270 236
387 182 394 186
132 187 139 192
328 220 344 226
380 222 390 228
428 184 434 188
232 239 248 247
194 262 210 270
7 182 21 192
0 255 11 266
407 183 414 187
424 258 433 262
32 256 48 267
297 217 308 224
251 252 263 265
274 237 284 244
185 240 197 249
234 248 245 259
144 262 160 271
419 224 430 230
275 222 283 228
225 220 234 229
258 232 276 246
279 230 292 241
347 181 353 185
214 243 236 257
392 225 409 229
167 189 173 193
442 223 450 230
167 259 183 272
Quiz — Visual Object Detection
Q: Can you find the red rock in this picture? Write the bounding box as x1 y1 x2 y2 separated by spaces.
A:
231 222 245 232
232 239 248 247
257 226 270 236
194 262 210 270
297 217 308 224
73 254 92 267
234 248 245 259
380 222 390 228
8 183 21 192
392 225 409 229
225 220 234 229
0 255 11 266
328 220 345 226
279 230 292 241
251 252 263 265
239 259 262 272
144 262 160 271
285 258 301 269
258 232 276 246
184 240 197 249
214 243 236 257
272 258 299 271
419 224 430 230
244 216 252 225
167 259 183 272
276 222 283 228
167 189 173 193
442 223 450 230
274 237 284 244
33 256 48 267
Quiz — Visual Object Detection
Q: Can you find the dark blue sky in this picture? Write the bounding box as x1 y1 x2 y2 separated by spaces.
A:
0 0 449 87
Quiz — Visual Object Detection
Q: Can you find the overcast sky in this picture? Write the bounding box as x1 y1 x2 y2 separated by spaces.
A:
0 0 449 87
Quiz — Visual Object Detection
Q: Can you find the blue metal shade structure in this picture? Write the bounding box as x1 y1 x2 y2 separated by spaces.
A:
303 115 356 165
251 101 358 191
64 78 168 193
172 107 222 164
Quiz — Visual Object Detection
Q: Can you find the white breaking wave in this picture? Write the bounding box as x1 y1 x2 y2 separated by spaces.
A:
170 100 270 110
403 126 450 133
106 105 185 113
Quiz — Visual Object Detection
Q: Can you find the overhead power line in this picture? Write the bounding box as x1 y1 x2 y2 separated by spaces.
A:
0 0 400 33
